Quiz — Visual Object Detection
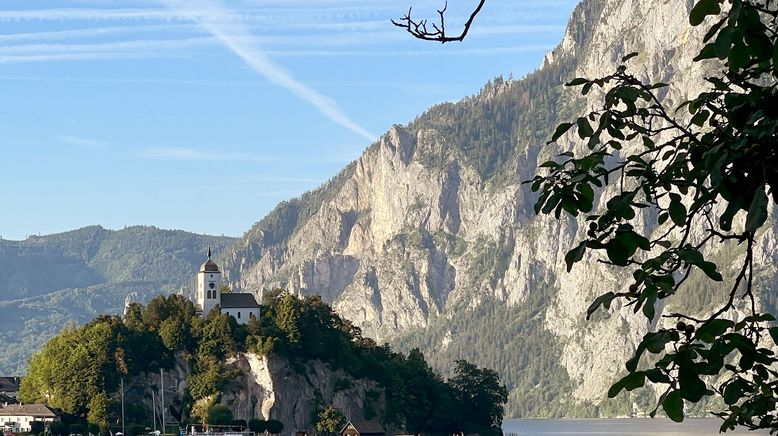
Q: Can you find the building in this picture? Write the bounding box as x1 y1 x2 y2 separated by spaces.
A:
0 404 58 433
340 421 385 436
0 378 19 399
0 394 17 407
195 247 260 325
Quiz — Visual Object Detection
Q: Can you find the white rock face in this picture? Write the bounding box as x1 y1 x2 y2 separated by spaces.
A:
223 0 778 409
220 354 387 431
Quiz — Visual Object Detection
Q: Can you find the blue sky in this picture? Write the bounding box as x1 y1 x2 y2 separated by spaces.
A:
1 0 578 241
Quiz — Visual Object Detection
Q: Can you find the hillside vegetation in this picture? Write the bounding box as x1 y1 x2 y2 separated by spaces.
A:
21 293 507 435
0 226 234 374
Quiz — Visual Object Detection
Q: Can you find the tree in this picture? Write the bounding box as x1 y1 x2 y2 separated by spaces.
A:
527 0 778 431
315 405 345 434
206 405 234 426
50 422 68 436
69 423 85 435
29 421 45 436
264 419 284 435
449 360 508 436
247 419 266 434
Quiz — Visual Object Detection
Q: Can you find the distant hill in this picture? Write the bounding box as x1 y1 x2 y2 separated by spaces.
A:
0 226 235 374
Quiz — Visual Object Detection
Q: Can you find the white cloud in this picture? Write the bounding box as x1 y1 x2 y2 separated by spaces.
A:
59 135 108 148
158 0 375 141
137 147 276 162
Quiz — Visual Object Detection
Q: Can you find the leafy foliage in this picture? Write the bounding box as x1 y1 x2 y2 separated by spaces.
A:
450 360 509 435
0 225 234 375
206 405 234 425
21 290 506 434
530 0 778 431
315 405 345 433
265 419 284 434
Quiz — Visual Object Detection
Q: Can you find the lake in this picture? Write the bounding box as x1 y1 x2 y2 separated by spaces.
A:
502 418 771 435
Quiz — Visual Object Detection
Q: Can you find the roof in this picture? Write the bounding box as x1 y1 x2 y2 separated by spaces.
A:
341 421 385 434
0 393 18 405
200 259 220 273
220 293 260 309
0 404 57 418
0 377 19 393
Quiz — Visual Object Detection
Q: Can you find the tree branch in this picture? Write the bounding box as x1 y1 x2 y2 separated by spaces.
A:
392 0 486 43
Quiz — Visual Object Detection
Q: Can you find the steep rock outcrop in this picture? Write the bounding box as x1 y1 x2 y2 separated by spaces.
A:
221 354 387 432
222 0 777 415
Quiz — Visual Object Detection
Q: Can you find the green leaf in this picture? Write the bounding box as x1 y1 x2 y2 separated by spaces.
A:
723 380 744 405
700 261 723 281
689 0 721 26
679 364 707 402
565 242 587 272
621 52 639 62
606 237 631 266
551 123 573 142
663 391 684 422
696 319 734 343
669 194 687 227
729 41 750 70
690 109 709 127
745 187 768 234
586 292 616 320
566 78 588 86
714 27 733 59
577 117 594 139
608 372 645 398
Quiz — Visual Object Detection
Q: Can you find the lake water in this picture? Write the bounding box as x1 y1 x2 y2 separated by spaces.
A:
502 418 771 435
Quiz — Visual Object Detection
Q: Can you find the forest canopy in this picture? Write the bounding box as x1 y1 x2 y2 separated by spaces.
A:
20 292 507 435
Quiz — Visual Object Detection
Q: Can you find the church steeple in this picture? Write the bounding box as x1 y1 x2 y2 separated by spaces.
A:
196 245 221 315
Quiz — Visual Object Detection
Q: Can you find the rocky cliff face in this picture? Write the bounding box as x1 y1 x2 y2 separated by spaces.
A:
127 354 386 432
222 0 777 416
221 354 386 430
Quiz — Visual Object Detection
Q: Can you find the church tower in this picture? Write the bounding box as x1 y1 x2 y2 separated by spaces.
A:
196 246 221 316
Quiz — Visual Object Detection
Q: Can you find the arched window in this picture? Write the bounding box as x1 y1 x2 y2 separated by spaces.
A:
207 290 212 299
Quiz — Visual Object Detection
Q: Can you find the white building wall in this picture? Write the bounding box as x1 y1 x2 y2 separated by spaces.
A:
0 415 55 433
221 307 260 325
196 270 222 316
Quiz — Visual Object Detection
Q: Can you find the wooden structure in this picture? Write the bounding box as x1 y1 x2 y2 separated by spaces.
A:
340 421 385 436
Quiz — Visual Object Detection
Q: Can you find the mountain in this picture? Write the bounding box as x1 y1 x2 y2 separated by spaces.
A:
0 226 235 374
221 0 778 417
5 0 777 418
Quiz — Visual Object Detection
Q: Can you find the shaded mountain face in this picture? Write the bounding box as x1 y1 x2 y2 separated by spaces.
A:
222 0 778 417
0 226 234 375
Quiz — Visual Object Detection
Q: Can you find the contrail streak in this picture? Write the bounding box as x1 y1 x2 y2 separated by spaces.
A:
159 0 376 142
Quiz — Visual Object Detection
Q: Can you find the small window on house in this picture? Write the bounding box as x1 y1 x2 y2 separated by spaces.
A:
238 312 241 319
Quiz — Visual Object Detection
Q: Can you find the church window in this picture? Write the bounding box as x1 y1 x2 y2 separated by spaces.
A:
207 290 211 299
237 312 241 319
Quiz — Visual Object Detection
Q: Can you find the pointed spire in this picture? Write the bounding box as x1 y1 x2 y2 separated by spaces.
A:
207 244 212 259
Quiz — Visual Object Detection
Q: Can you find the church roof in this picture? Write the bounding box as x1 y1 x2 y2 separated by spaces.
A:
200 259 220 273
200 245 220 273
221 293 260 309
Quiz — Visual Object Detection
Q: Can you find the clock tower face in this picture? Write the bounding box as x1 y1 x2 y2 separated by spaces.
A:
209 282 215 290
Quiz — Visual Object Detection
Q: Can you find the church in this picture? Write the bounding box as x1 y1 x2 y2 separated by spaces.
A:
196 247 260 324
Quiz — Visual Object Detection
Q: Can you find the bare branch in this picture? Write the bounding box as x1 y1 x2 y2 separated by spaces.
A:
392 0 486 43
